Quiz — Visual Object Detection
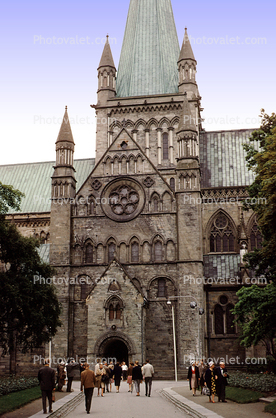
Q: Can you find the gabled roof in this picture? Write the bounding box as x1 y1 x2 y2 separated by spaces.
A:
0 159 95 214
116 0 180 97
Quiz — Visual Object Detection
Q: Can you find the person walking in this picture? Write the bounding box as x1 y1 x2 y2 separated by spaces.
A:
103 362 111 393
204 361 217 403
187 361 200 396
132 360 143 397
113 362 122 393
142 359 154 397
108 361 114 392
95 363 106 397
215 362 229 402
81 363 96 414
38 359 56 414
127 362 134 393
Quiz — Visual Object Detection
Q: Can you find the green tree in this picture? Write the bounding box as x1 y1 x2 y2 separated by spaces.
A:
0 183 61 372
243 109 276 281
234 284 276 359
233 110 276 359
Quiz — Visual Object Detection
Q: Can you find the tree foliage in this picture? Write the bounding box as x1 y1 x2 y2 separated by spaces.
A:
0 182 24 215
0 184 61 356
234 284 276 359
233 110 276 357
243 109 276 281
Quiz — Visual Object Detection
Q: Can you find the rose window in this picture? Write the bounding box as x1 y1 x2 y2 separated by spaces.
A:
109 185 140 216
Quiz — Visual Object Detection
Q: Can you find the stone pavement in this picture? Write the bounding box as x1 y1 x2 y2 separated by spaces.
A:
169 382 273 418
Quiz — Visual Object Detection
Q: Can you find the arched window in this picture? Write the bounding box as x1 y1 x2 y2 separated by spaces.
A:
226 303 235 334
250 223 262 250
81 281 90 300
210 214 235 253
109 305 114 320
153 198 158 212
154 241 163 262
85 244 93 264
115 304 121 320
214 304 224 334
108 243 116 262
131 242 139 263
170 178 175 191
158 278 166 297
163 133 169 160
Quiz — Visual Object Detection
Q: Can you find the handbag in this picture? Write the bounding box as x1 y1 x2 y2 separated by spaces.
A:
202 386 210 396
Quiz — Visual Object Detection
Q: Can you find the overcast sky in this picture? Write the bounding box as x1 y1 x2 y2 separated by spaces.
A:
0 0 275 165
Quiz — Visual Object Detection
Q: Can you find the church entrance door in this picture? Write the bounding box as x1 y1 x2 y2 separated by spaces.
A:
99 338 129 364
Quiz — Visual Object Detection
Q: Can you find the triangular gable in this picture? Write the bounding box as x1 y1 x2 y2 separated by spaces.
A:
77 128 174 195
86 258 142 300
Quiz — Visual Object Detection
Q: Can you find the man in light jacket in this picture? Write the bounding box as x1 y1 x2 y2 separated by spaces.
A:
142 359 154 397
81 363 96 414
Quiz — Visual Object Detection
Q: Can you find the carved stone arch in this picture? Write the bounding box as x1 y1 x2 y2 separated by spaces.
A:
120 154 128 175
205 209 237 253
104 294 125 309
94 331 137 357
162 190 173 212
158 117 170 129
152 235 165 262
147 275 176 292
247 213 262 251
166 240 176 262
110 120 122 131
113 155 120 175
141 240 151 263
108 279 122 293
125 119 134 129
88 194 97 215
134 119 146 130
150 191 160 212
171 116 180 128
147 118 158 129
129 236 140 263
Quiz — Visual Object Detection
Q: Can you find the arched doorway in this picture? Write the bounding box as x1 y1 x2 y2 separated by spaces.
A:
99 338 129 364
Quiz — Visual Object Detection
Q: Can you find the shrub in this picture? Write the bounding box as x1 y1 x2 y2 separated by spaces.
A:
0 376 39 396
228 371 276 393
265 400 276 415
225 386 263 403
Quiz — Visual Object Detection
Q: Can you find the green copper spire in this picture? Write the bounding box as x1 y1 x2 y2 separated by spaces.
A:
116 0 180 97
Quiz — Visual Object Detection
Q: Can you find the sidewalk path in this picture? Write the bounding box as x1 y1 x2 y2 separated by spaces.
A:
170 382 272 418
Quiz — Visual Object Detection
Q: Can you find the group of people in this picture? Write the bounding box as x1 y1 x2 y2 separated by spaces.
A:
80 359 154 413
188 360 229 403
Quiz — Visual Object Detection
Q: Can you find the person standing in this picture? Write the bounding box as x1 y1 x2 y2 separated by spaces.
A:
132 361 143 397
142 360 154 397
103 362 111 393
108 361 114 392
57 360 66 392
127 362 134 393
95 363 106 397
198 359 207 394
38 359 56 414
66 360 76 392
204 362 216 403
187 361 200 396
215 362 229 402
122 362 128 381
113 362 122 393
81 363 96 415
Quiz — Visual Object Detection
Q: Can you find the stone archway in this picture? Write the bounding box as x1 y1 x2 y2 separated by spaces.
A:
99 338 129 364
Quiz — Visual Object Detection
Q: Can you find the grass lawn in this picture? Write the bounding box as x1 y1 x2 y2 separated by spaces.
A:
0 385 41 415
226 386 264 403
265 400 276 415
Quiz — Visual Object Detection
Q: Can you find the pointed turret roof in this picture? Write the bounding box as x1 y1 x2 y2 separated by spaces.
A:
98 35 116 70
177 93 197 133
56 106 75 145
116 0 180 97
178 28 196 62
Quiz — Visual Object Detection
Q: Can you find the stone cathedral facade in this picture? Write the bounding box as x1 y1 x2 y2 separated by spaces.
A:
0 0 265 377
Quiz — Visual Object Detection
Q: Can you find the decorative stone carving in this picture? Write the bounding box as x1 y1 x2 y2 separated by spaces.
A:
143 177 155 188
91 179 102 191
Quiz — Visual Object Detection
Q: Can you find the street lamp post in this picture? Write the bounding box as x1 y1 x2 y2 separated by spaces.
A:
167 295 204 381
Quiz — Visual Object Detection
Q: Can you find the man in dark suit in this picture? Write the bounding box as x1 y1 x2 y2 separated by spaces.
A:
38 359 56 414
66 360 79 392
215 362 229 402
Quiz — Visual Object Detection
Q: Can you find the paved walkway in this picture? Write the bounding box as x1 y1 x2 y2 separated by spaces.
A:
170 382 272 418
66 380 190 418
